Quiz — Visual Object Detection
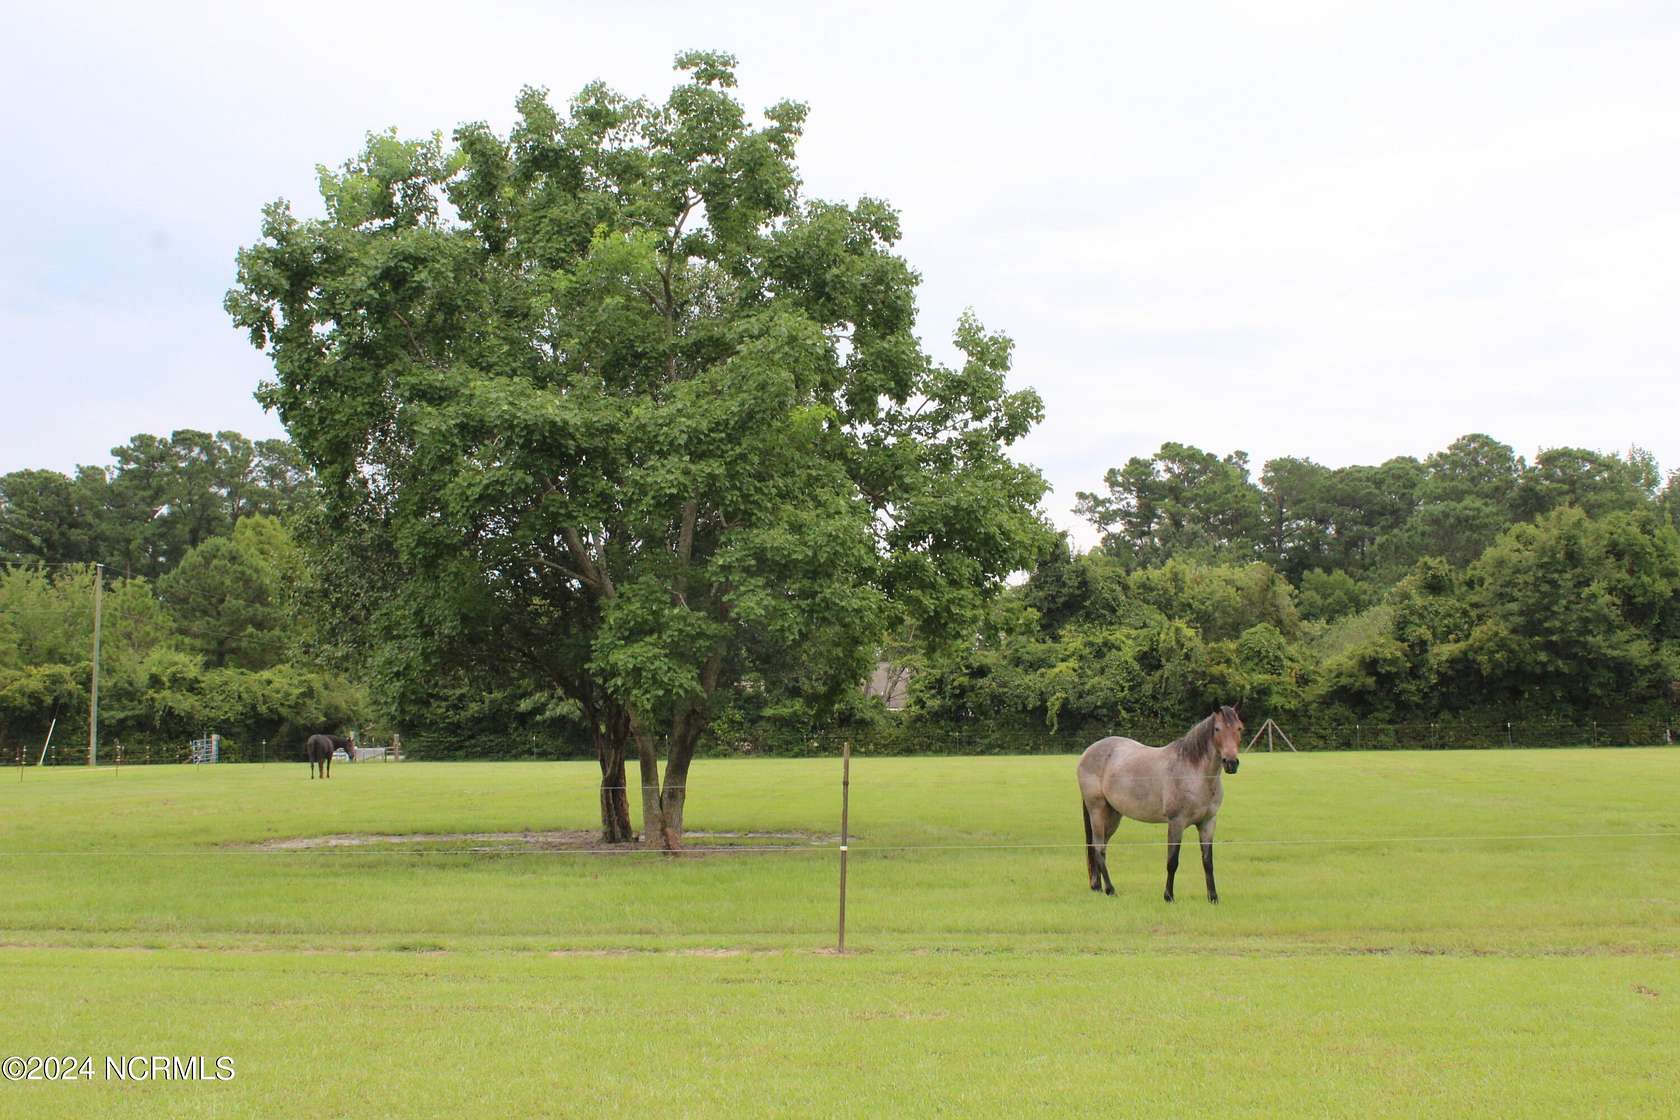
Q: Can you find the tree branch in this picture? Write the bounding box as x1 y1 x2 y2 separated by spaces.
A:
676 499 698 567
563 527 615 598
390 307 438 368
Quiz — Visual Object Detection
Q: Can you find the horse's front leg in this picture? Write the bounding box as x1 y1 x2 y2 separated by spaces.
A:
1198 817 1218 903
1164 819 1185 902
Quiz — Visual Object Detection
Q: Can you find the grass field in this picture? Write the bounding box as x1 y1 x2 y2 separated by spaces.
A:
2 749 1677 1117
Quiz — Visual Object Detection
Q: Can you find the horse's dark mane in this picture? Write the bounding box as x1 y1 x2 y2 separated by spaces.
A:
1169 715 1217 764
1171 707 1235 764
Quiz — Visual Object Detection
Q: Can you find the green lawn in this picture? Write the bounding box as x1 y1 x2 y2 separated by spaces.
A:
2 750 1677 1116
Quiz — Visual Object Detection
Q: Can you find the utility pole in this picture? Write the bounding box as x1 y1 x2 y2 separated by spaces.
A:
89 564 103 767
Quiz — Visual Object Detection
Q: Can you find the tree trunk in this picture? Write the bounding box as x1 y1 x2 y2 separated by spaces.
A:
594 707 634 844
651 745 685 849
629 709 706 852
626 649 720 851
631 715 669 850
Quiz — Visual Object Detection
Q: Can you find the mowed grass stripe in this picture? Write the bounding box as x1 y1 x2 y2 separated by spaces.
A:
1 948 1675 1119
2 751 1676 954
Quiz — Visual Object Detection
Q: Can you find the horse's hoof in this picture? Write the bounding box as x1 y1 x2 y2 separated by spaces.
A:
1208 896 1219 905
1104 886 1115 896
1163 893 1174 903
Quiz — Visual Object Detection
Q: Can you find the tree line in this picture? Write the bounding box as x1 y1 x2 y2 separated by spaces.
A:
7 426 1673 771
909 434 1680 742
0 429 312 579
0 433 360 761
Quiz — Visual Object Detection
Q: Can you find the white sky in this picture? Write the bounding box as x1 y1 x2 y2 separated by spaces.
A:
3 1 1677 546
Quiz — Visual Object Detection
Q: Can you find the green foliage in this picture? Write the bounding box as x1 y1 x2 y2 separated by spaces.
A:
915 552 1308 732
1418 432 1524 509
1374 497 1509 574
1657 469 1680 531
1082 435 1674 593
1296 568 1374 622
1126 558 1300 643
0 662 82 744
0 469 107 567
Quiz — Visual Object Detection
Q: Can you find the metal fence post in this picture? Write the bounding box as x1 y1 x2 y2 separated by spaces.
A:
838 738 851 953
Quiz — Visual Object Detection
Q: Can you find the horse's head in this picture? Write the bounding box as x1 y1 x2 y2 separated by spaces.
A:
1212 705 1243 774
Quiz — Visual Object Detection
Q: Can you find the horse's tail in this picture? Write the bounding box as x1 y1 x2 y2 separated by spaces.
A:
1082 800 1095 881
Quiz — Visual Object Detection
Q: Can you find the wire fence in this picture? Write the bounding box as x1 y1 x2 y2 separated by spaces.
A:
367 717 1679 762
3 738 391 769
5 713 1677 770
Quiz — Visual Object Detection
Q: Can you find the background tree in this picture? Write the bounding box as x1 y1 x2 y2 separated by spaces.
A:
105 430 315 578
1513 446 1658 520
1075 442 1265 566
1309 457 1424 575
0 469 106 567
228 52 1048 848
1258 456 1333 578
1419 433 1524 510
1 431 314 579
1661 470 1680 532
1458 507 1680 707
158 515 297 670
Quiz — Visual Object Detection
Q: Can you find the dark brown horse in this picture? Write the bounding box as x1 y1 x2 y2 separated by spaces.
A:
305 734 355 779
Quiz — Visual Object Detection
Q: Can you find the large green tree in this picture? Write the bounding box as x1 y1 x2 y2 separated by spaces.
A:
228 52 1048 848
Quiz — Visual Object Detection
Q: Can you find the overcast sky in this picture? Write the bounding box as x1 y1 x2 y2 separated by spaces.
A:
4 1 1677 545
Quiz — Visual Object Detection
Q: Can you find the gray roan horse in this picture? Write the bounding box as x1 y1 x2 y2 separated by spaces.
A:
1076 706 1243 902
304 734 356 779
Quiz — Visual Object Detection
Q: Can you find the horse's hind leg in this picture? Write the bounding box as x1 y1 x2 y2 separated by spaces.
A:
1087 800 1120 896
1083 804 1099 890
1099 810 1120 895
1198 818 1218 903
